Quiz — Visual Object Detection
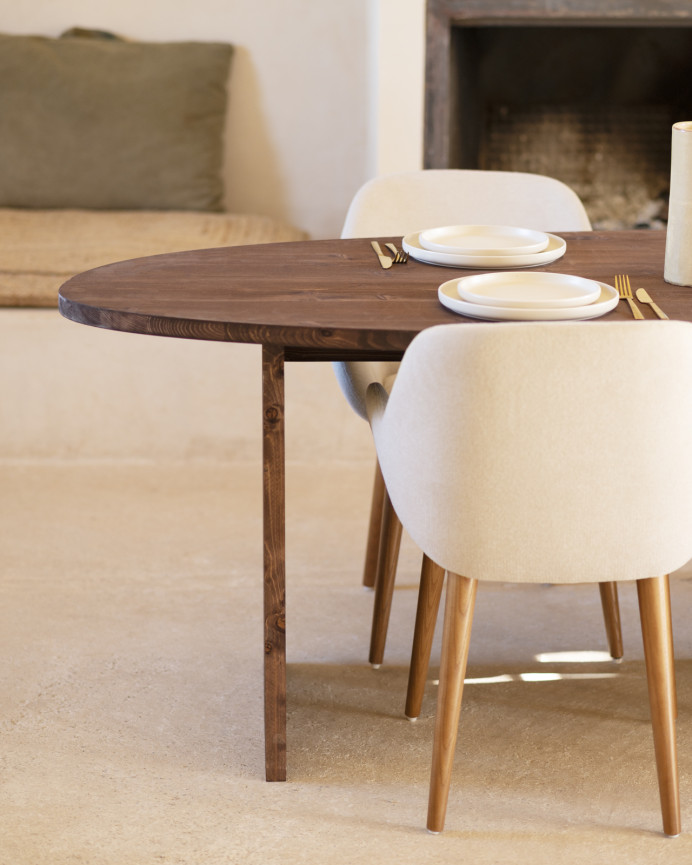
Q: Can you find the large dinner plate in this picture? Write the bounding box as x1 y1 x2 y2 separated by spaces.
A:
438 278 618 321
402 231 567 269
455 271 602 309
419 224 550 256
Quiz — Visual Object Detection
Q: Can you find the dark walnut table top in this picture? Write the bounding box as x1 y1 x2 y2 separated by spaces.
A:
59 230 679 361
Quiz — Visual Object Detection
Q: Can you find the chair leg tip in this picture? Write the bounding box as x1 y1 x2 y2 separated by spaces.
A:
371 663 381 670
405 714 418 722
426 828 441 835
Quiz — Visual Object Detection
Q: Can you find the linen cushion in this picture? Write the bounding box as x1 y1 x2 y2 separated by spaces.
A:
0 208 308 307
0 31 233 211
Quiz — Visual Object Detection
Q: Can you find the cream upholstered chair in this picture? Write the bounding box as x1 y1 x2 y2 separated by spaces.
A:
335 169 623 667
336 168 592 424
365 320 692 836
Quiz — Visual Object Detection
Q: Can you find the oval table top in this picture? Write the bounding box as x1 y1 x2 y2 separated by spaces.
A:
59 230 676 359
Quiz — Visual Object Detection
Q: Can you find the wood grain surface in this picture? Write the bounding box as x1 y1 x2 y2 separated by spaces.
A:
60 232 677 360
262 345 287 781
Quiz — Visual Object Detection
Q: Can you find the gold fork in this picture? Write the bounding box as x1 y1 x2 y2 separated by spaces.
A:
385 242 408 264
615 274 644 319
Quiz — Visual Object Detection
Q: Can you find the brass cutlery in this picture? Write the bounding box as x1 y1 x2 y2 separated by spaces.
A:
615 274 644 319
371 240 393 270
385 242 408 264
635 287 669 319
371 240 408 269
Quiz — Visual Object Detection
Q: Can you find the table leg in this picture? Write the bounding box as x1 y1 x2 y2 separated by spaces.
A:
262 345 286 781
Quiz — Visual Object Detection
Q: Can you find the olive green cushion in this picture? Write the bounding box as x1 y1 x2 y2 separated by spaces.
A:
0 31 233 211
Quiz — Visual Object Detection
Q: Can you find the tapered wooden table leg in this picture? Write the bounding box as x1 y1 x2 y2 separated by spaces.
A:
263 345 287 781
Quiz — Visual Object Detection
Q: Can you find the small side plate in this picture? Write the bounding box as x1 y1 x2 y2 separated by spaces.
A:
402 232 567 269
419 224 550 256
456 272 602 309
438 279 618 321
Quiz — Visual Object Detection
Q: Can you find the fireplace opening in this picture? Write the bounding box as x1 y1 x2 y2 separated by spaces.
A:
430 24 692 228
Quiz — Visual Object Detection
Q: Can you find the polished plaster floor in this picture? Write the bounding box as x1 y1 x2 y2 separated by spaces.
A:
2 456 692 865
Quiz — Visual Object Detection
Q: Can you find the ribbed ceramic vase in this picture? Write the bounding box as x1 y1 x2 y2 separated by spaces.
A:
665 121 692 287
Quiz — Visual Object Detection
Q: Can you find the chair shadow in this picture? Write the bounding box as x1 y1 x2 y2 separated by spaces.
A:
286 657 692 794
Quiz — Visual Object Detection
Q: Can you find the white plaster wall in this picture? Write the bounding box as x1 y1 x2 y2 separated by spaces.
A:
0 0 424 238
370 0 426 177
0 1 426 464
0 309 375 464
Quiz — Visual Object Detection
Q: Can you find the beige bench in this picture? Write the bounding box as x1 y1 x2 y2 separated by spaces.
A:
0 208 321 462
0 208 373 464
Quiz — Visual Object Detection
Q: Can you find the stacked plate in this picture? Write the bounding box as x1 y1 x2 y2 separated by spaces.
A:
438 271 619 321
402 224 567 269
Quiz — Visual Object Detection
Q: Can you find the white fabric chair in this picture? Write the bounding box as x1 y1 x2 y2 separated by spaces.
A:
336 168 592 421
365 320 692 836
335 169 618 668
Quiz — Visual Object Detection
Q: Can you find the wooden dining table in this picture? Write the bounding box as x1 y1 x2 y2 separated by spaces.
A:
58 229 686 782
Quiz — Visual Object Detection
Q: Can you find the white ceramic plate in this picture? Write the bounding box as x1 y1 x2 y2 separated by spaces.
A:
419 224 550 256
438 279 618 321
455 271 602 310
402 232 567 269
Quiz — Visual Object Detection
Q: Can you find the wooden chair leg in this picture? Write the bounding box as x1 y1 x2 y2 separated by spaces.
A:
664 574 678 720
406 577 624 719
427 573 477 834
405 556 445 720
362 460 386 589
368 489 402 667
636 575 680 837
598 581 624 659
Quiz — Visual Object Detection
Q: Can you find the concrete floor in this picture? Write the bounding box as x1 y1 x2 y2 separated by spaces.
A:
2 457 692 864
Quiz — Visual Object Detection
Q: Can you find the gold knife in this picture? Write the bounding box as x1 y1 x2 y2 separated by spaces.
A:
371 241 393 270
635 288 668 319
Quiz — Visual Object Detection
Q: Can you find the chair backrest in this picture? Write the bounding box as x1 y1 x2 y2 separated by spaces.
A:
335 169 592 420
341 169 592 239
366 321 692 584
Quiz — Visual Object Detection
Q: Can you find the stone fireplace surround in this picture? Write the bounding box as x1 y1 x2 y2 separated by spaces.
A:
425 0 692 227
